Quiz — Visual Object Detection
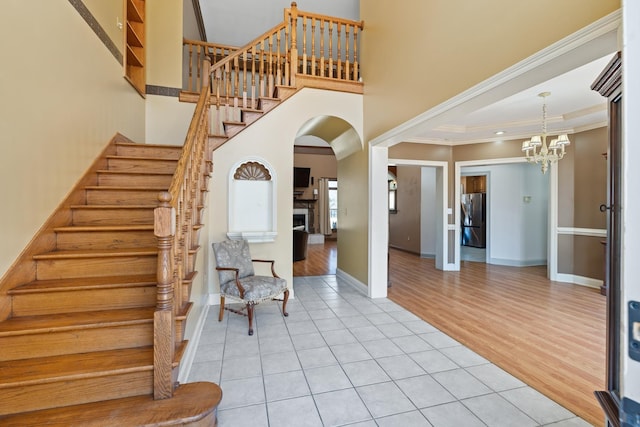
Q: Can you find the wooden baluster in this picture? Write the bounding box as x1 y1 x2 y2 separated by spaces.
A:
284 11 290 86
259 39 265 97
276 29 283 87
214 68 222 109
251 45 257 109
243 50 248 108
328 21 333 78
311 17 316 76
187 43 193 92
302 16 307 75
154 191 176 400
345 25 351 81
320 20 325 77
353 26 359 82
337 23 342 79
233 56 240 104
268 34 274 97
224 62 231 109
196 45 202 91
290 2 298 85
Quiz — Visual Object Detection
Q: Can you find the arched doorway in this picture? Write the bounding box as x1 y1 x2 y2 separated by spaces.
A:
292 115 362 277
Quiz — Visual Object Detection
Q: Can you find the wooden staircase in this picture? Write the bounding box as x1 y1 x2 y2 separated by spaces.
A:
0 4 365 424
0 139 221 426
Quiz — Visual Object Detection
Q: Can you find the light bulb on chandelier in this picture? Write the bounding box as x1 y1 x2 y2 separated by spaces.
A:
521 92 570 174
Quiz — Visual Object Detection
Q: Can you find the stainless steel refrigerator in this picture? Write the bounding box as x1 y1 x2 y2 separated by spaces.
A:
461 192 486 248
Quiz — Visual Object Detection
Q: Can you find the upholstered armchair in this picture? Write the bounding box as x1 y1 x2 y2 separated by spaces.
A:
212 239 289 335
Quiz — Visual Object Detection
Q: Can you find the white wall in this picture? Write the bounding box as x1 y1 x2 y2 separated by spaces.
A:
420 167 437 257
462 163 548 266
207 88 363 298
622 0 640 411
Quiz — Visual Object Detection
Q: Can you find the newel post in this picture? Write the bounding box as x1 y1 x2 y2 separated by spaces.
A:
290 2 298 86
154 191 176 400
202 55 211 90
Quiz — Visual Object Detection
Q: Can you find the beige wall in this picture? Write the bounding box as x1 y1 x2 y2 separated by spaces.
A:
83 0 123 50
337 144 369 285
208 89 363 295
557 127 607 279
0 1 145 276
147 0 183 87
389 166 421 253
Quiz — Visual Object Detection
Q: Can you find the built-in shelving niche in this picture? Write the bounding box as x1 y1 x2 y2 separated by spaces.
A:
124 0 145 97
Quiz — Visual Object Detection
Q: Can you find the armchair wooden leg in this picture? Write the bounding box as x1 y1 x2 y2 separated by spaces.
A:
247 303 254 336
282 289 289 317
218 296 225 322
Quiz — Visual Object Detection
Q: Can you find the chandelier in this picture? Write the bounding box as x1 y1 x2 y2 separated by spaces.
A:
521 92 570 174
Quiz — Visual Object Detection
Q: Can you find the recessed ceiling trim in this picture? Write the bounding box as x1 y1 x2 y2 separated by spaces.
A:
563 103 607 120
369 10 621 148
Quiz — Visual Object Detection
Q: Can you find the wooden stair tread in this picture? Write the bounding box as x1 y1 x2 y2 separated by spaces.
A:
0 307 155 336
70 204 156 209
105 155 179 161
240 107 263 113
9 274 157 294
84 186 168 191
33 247 157 260
0 381 221 427
222 120 246 126
97 170 174 176
115 142 182 150
0 347 154 387
54 225 154 232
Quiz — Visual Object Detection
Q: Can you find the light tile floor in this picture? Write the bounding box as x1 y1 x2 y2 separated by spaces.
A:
188 276 594 427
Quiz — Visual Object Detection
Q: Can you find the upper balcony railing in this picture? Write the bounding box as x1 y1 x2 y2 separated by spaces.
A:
182 2 364 107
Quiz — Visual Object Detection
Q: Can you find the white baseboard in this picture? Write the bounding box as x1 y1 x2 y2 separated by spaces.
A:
177 296 211 384
208 293 221 306
420 253 435 259
336 268 369 297
555 273 603 289
488 258 547 267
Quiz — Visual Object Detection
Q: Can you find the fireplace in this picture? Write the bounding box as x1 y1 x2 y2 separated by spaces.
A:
293 208 309 231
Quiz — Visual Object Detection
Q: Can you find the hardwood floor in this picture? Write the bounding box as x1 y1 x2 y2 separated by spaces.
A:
293 239 337 276
294 243 607 426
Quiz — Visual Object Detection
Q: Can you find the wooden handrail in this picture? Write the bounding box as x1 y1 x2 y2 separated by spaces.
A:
183 39 237 92
153 57 212 400
202 2 364 108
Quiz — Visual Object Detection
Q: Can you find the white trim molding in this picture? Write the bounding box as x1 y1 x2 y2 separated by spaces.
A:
177 295 211 384
556 227 607 237
337 268 370 297
555 273 603 289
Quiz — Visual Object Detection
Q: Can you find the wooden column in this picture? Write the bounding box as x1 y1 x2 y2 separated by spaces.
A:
154 191 176 400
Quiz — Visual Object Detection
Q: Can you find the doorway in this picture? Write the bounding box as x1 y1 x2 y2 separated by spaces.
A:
460 174 488 263
456 160 549 271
